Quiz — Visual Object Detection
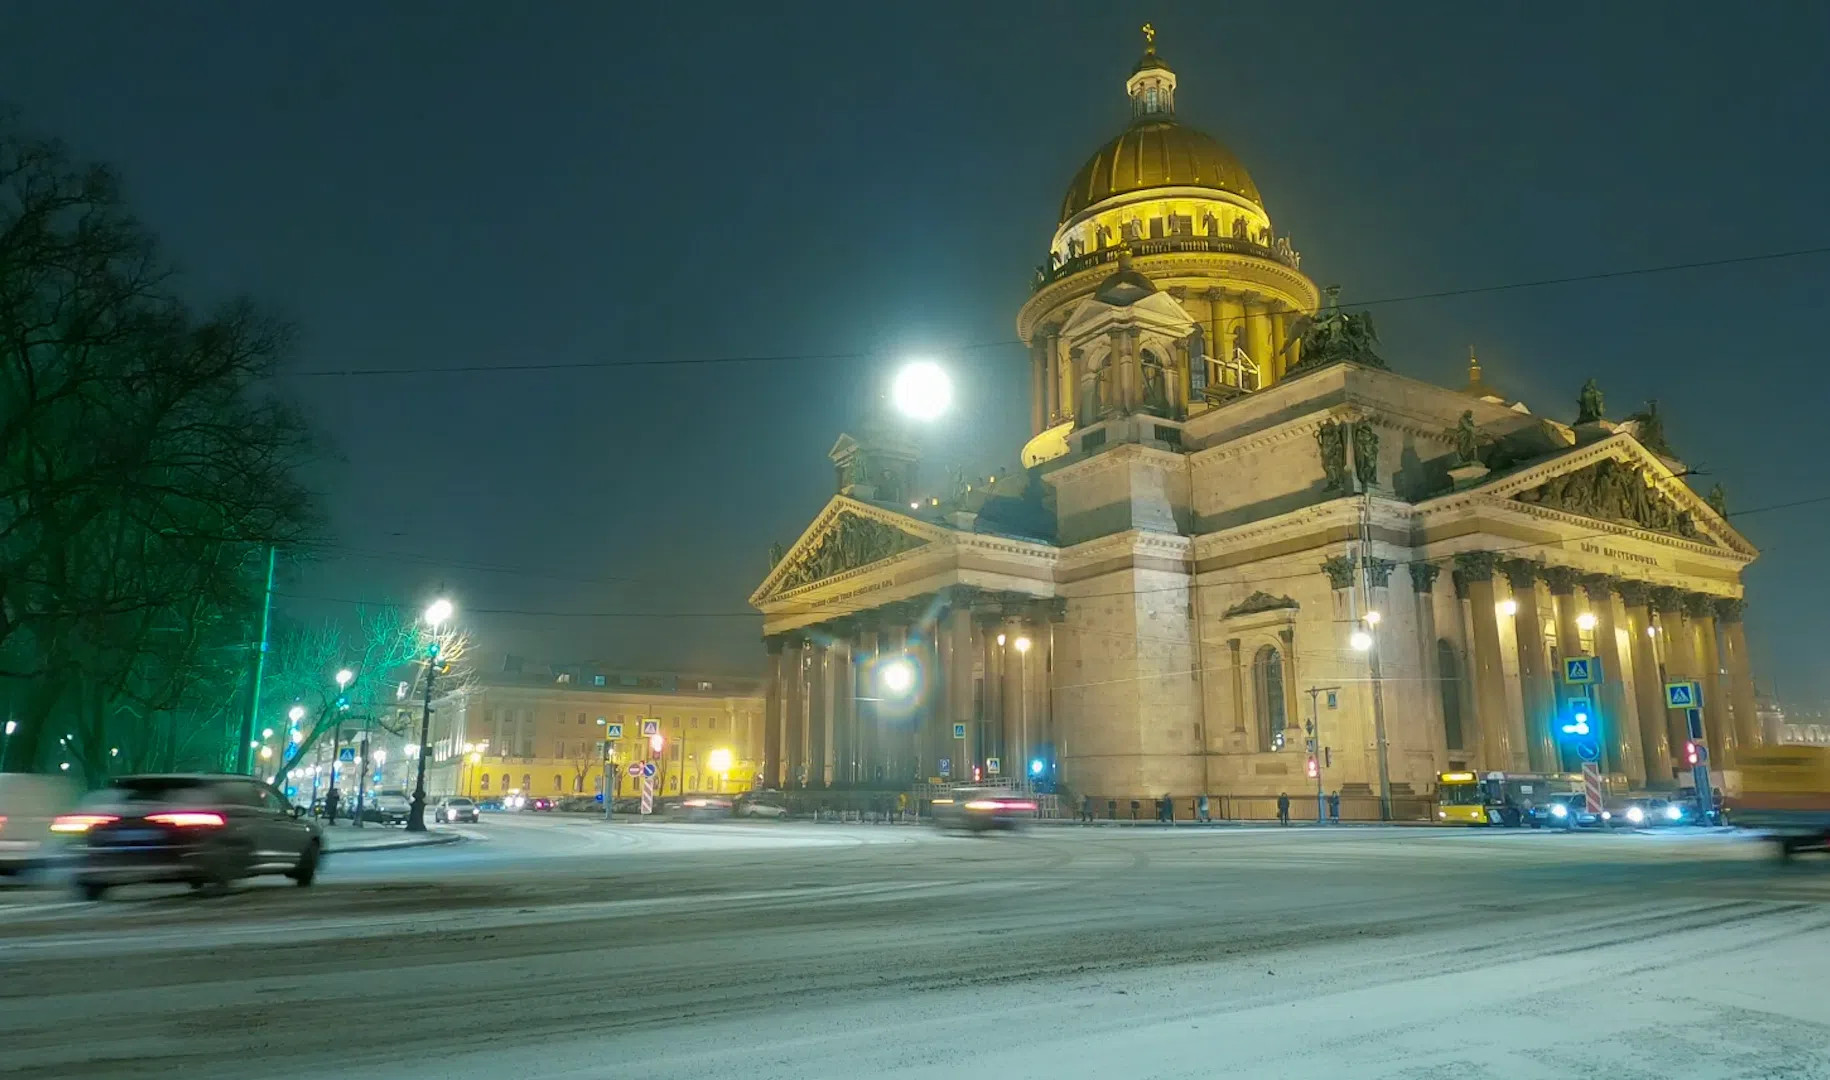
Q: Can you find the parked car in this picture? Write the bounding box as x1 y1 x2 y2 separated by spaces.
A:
1604 796 1687 828
733 792 788 819
363 790 412 825
930 788 1036 832
525 796 554 812
0 773 79 876
57 774 321 899
434 797 479 824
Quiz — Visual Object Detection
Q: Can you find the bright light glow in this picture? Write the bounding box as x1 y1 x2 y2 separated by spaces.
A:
1626 806 1645 823
1601 811 1611 821
58 762 70 771
1664 805 1683 821
423 598 455 626
1550 803 1568 818
249 740 261 749
648 733 665 753
1363 610 1382 626
880 658 915 696
1497 599 1519 617
890 360 952 421
1576 612 1598 631
463 743 474 753
109 747 118 757
372 750 386 764
145 811 225 828
996 633 1006 647
1647 626 1659 637
468 752 482 764
1029 758 1044 776
262 728 274 739
289 705 306 722
3 720 14 735
290 729 303 744
910 501 920 510
335 668 354 688
1349 630 1373 651
706 748 734 773
51 813 117 833
1014 635 1032 654
258 746 274 760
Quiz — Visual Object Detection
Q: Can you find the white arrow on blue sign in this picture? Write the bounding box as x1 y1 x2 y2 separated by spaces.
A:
641 761 656 778
1575 738 1601 763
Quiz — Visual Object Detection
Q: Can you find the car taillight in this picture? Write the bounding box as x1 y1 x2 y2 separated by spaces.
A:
963 799 1000 810
144 811 226 828
51 813 119 833
1003 800 1037 811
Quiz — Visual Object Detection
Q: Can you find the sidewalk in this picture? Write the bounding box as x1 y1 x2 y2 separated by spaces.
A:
316 820 463 854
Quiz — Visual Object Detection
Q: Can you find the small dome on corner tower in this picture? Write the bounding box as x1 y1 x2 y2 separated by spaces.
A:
1092 248 1158 307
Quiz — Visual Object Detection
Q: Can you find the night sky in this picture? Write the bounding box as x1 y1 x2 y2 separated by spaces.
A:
5 3 1828 701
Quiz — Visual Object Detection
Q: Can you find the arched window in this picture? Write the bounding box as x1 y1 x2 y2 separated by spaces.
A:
521 773 531 792
553 774 563 792
479 774 490 792
500 773 510 791
1437 640 1467 750
1140 348 1170 413
1253 645 1287 749
573 774 584 793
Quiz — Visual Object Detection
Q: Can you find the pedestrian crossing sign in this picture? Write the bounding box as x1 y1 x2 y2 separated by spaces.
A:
605 723 623 739
986 757 1001 775
641 719 660 736
1665 681 1697 708
1562 656 1598 684
337 747 356 763
952 723 967 740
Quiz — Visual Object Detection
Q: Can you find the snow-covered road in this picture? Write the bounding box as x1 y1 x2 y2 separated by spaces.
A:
2 819 1826 1078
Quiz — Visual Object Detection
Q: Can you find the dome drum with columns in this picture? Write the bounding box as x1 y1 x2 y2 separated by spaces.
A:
1019 30 1320 460
750 29 1763 817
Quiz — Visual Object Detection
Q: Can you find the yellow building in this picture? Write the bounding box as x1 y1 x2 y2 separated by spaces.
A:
748 30 1762 813
423 662 764 801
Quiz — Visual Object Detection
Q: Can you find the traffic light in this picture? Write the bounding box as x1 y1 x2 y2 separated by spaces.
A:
1684 740 1700 766
1306 756 1319 779
1271 730 1285 751
335 694 348 711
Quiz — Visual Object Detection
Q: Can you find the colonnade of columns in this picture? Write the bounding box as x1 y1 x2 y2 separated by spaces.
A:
1449 551 1761 785
761 589 1061 790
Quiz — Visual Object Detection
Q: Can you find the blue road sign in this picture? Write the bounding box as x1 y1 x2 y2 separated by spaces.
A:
337 747 356 763
1685 708 1704 740
640 719 660 736
938 757 951 778
606 723 623 739
1562 656 1598 684
986 757 1001 776
1575 738 1601 763
641 761 656 778
952 723 967 740
1665 681 1697 708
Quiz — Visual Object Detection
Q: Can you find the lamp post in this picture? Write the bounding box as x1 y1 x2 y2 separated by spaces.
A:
407 598 453 832
1013 635 1032 782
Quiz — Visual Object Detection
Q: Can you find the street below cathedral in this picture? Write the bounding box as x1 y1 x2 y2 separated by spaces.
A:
2 815 1826 1079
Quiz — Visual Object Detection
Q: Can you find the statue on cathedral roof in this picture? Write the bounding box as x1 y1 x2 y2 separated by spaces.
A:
1576 378 1606 424
1290 286 1385 373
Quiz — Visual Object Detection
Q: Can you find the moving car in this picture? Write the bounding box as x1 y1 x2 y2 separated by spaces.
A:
930 788 1036 832
674 794 733 820
57 774 321 899
434 797 479 824
733 792 788 819
1527 792 1602 830
363 790 412 825
0 773 78 875
1603 796 1688 828
525 796 554 812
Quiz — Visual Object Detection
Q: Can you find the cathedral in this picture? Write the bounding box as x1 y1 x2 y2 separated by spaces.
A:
748 31 1760 813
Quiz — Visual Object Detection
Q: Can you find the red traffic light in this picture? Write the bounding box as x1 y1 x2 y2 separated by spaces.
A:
1306 756 1319 779
1684 740 1700 766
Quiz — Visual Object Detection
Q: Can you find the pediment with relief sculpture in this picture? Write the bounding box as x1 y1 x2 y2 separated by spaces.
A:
751 498 940 604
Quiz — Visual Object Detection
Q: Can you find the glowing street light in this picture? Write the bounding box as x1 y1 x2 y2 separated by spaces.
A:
880 658 915 697
262 728 274 740
1350 630 1374 652
288 704 306 723
1497 599 1519 617
890 360 952 421
1362 610 1382 626
423 597 455 627
1576 611 1598 631
335 668 354 689
706 748 734 774
1014 636 1032 654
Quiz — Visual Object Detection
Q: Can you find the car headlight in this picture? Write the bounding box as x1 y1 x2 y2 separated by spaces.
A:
1600 810 1612 820
1437 810 1447 818
1625 807 1645 823
1550 804 1568 818
1665 805 1683 821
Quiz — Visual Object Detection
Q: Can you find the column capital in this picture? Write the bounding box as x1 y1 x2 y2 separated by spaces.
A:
1408 560 1442 594
1580 573 1618 603
1616 579 1651 607
1542 565 1582 595
1227 637 1242 655
1682 592 1716 619
1649 585 1685 615
1502 558 1539 591
1452 550 1500 583
1714 596 1747 623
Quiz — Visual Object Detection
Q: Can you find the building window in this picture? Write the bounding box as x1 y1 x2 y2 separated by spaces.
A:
501 773 510 791
697 681 712 690
553 774 563 792
691 717 699 729
521 773 531 791
671 717 680 729
577 712 586 726
574 774 584 793
1253 645 1287 749
1437 640 1467 750
480 774 490 791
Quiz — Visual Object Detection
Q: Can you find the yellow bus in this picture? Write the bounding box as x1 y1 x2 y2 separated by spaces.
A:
1436 771 1585 825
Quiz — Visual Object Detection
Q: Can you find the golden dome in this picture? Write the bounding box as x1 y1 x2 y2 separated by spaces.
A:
1059 119 1263 225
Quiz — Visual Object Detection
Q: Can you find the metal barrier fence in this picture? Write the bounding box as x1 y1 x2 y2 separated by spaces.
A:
1067 793 1437 823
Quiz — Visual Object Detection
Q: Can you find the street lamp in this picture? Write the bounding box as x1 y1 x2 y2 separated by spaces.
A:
408 597 455 832
1497 598 1518 617
1350 630 1374 652
1576 611 1598 632
891 360 952 421
880 657 915 697
335 669 353 689
289 705 306 723
1014 635 1032 776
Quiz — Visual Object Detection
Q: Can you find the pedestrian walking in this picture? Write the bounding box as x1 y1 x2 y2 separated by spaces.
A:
1158 793 1174 824
324 787 341 826
1080 793 1094 823
1327 791 1340 823
1276 791 1290 826
1196 793 1211 823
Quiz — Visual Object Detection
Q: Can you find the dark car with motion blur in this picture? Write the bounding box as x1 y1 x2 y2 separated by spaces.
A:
930 787 1036 832
525 796 554 812
56 774 321 899
670 794 733 820
434 797 479 824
